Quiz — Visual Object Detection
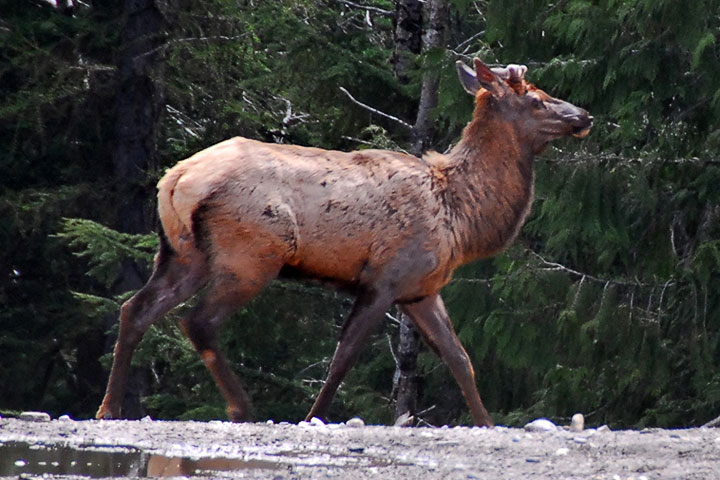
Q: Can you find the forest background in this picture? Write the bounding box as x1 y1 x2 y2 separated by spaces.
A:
2 0 720 429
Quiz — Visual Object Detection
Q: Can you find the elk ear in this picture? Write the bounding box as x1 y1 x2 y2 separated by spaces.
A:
456 60 481 95
473 58 510 97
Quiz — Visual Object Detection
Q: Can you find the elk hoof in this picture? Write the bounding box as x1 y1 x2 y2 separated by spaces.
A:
226 408 250 423
95 406 118 420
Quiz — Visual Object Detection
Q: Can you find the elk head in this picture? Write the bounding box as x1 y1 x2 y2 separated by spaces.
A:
457 58 593 154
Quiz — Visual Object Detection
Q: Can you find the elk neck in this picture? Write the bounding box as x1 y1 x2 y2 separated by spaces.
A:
437 104 536 266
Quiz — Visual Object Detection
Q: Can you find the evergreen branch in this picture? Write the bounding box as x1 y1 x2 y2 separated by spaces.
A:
339 87 414 130
135 34 251 60
335 0 394 16
544 152 720 166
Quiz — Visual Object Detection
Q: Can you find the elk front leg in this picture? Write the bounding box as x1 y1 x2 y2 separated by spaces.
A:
306 289 393 422
400 294 494 427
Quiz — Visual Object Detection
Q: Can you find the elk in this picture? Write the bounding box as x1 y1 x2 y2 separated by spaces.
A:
96 58 592 427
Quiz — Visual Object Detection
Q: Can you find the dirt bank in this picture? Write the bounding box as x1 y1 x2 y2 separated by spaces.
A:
1 416 719 479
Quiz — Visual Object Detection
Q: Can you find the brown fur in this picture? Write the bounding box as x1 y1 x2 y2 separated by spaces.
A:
97 59 592 426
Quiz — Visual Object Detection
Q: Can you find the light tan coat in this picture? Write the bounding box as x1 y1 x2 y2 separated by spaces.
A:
97 59 592 427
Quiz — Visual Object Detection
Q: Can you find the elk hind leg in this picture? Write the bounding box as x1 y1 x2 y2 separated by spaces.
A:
97 238 207 419
400 294 494 427
178 264 280 422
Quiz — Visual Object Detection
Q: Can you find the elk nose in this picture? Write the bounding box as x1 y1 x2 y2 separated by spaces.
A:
571 114 593 138
571 112 593 129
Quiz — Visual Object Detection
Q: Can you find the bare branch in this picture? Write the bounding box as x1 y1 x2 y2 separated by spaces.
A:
339 87 414 130
385 311 402 325
453 30 486 53
449 277 492 285
529 250 675 289
336 0 394 16
386 333 400 368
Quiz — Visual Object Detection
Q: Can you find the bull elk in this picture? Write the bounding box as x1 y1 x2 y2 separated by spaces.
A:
96 58 592 427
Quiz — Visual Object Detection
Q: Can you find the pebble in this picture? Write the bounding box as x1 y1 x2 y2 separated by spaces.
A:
58 414 74 421
573 436 587 444
555 447 569 456
266 419 274 425
19 411 51 422
346 417 365 428
309 417 325 426
597 424 612 433
524 418 557 432
570 413 584 432
140 415 153 422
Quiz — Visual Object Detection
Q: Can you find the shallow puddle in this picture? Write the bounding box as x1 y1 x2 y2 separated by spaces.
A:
0 441 280 477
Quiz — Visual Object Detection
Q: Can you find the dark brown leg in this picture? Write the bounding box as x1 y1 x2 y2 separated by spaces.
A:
96 253 206 420
305 289 393 421
401 294 494 427
178 290 254 422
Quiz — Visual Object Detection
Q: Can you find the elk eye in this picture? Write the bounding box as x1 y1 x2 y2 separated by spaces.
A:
531 97 545 109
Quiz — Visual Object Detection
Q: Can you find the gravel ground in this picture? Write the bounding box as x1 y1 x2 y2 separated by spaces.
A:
1 416 719 479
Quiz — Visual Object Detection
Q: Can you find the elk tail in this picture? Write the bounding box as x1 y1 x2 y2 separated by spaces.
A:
156 165 196 256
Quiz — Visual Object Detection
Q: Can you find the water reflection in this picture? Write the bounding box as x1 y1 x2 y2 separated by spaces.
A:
0 441 279 477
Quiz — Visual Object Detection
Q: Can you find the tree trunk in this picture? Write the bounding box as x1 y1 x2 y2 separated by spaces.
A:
393 310 421 422
107 0 168 419
392 0 423 84
411 0 449 155
393 0 450 425
113 0 166 235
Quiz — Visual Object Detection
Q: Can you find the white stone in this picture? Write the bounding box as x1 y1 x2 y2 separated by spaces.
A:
555 447 569 456
570 413 584 432
346 417 365 428
19 411 51 422
58 414 73 421
524 418 557 432
310 416 325 426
